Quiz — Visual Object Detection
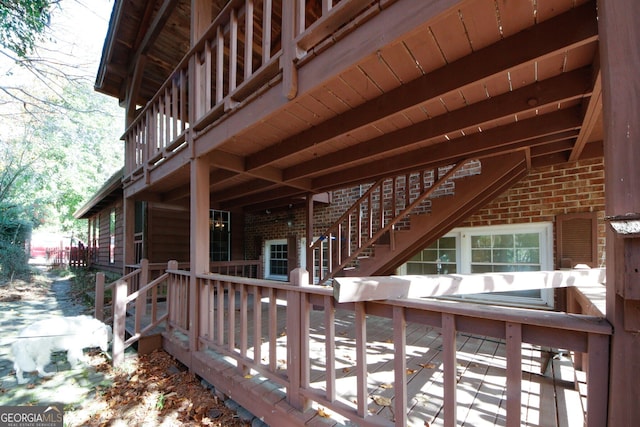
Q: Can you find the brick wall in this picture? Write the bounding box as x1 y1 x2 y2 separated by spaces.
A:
244 157 606 268
461 157 606 267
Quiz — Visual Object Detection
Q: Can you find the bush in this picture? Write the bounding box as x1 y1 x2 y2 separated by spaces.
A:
0 207 32 281
0 239 29 281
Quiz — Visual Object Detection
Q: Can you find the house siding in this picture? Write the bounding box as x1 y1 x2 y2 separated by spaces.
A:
244 157 606 270
88 198 124 273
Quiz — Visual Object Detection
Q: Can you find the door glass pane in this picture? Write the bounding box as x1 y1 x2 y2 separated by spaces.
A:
210 210 230 261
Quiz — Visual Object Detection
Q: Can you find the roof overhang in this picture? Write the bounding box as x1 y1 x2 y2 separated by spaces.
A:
74 167 124 219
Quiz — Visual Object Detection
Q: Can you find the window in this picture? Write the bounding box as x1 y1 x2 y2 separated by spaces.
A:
265 239 288 280
403 223 553 307
210 210 230 261
109 208 116 264
407 236 457 275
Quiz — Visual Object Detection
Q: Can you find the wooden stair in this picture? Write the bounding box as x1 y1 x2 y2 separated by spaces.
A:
350 152 529 276
312 151 528 283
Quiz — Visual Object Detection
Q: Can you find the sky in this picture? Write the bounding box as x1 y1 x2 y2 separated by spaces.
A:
0 0 115 85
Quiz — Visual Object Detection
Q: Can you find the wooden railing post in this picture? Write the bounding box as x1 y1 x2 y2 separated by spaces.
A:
135 258 150 335
287 268 310 411
95 272 105 321
166 260 179 332
112 279 128 367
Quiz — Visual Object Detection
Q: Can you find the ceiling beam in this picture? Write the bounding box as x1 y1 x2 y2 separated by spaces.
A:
570 70 602 161
283 67 593 181
218 108 582 209
244 1 598 171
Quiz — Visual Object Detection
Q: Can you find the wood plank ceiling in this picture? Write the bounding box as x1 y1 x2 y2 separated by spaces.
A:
97 0 602 212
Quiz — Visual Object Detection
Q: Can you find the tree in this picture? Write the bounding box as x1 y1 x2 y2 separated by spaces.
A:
0 1 122 277
0 0 58 58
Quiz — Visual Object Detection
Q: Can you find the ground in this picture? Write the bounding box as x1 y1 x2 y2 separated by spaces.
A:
0 266 248 426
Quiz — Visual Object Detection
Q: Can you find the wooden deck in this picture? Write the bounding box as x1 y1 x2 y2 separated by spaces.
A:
108 267 608 427
161 296 589 426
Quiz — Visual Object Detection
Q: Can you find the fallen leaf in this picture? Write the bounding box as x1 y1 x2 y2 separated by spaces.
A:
244 374 253 379
406 368 417 375
317 407 330 418
380 383 393 389
419 363 436 369
342 367 351 373
372 395 392 406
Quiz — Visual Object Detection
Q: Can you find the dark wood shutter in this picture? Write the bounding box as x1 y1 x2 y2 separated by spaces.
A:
556 212 598 268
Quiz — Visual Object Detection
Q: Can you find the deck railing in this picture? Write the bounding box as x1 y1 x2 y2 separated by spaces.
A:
162 266 611 427
122 0 382 180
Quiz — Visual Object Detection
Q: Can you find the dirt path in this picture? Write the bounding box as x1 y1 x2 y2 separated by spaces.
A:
0 267 249 426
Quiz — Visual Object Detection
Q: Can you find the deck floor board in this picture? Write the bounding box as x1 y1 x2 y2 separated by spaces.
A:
134 299 585 426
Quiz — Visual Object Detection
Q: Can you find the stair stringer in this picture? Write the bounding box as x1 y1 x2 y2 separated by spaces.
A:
350 152 529 276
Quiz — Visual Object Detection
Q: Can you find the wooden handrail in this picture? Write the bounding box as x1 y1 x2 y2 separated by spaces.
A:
162 267 611 427
311 161 471 284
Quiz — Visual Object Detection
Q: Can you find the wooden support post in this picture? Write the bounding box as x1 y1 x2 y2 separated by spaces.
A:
112 279 128 367
306 194 314 284
598 0 640 424
189 157 210 356
95 272 105 321
287 268 310 411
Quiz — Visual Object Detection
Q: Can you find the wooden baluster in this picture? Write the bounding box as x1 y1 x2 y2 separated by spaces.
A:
393 306 408 427
355 302 367 417
324 295 336 402
442 313 457 427
262 0 272 62
244 0 254 80
216 26 224 104
230 8 238 92
506 322 522 427
205 39 212 110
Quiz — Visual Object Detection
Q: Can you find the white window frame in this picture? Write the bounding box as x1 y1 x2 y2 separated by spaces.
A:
401 222 554 308
457 222 554 307
264 239 289 281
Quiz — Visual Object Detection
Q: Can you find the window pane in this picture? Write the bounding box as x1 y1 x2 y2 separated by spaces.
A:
516 248 539 263
471 264 493 273
472 235 491 248
493 249 514 263
472 249 491 263
406 237 457 275
423 249 439 262
210 210 230 261
492 234 513 248
439 237 456 249
516 233 539 248
269 243 288 276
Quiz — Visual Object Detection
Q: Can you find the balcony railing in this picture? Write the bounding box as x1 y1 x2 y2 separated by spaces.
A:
122 0 384 181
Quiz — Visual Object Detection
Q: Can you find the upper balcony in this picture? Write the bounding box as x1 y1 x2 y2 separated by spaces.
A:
95 0 602 212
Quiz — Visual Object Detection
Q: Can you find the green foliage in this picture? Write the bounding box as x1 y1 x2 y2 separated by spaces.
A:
0 204 32 280
1 80 123 241
0 0 58 57
0 0 122 261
